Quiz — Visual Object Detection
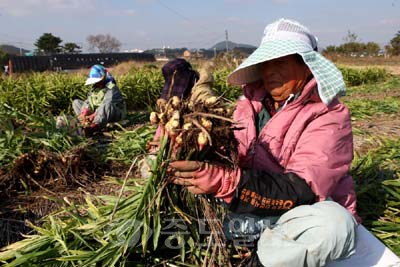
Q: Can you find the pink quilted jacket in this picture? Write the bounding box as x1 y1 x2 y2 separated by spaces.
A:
233 78 360 223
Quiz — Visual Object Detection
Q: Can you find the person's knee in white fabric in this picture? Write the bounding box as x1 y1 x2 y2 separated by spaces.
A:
256 201 357 267
311 201 357 259
72 99 84 115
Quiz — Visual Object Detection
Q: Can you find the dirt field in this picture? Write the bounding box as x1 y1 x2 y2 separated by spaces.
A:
327 55 400 75
1 58 399 258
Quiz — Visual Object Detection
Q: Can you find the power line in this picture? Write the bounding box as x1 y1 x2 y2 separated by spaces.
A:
225 30 229 53
118 30 226 49
155 0 190 22
196 33 226 49
153 0 223 41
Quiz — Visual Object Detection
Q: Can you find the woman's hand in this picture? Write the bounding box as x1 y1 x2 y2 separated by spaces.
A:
168 161 241 202
78 108 94 127
168 161 220 194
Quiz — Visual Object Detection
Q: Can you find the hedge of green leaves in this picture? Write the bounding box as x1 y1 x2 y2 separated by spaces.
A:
0 66 390 117
339 67 388 87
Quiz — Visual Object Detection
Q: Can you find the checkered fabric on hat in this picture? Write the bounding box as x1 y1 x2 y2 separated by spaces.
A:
161 58 199 100
227 18 345 105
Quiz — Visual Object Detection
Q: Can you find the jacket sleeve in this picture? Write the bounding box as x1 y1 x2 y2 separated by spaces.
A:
284 103 354 202
80 100 91 114
93 86 125 127
227 169 316 216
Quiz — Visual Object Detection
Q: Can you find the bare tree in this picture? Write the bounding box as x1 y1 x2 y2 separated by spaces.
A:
87 34 122 53
343 30 358 43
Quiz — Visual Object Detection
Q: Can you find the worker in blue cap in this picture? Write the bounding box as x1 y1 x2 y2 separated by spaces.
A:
72 64 126 135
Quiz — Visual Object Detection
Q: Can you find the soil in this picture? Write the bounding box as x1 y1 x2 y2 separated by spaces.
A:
1 71 400 249
343 81 400 154
352 114 400 154
0 179 123 247
0 157 134 247
4 109 398 247
347 89 400 100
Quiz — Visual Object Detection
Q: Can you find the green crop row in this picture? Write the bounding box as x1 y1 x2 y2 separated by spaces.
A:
0 65 388 117
344 96 400 120
352 137 400 255
117 67 164 110
0 105 85 169
0 73 87 116
346 76 400 96
339 66 389 87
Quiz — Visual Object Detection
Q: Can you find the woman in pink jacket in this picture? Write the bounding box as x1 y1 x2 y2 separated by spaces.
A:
169 18 358 267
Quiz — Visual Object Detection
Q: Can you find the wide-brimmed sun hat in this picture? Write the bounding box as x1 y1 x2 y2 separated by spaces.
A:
85 64 106 86
227 18 345 105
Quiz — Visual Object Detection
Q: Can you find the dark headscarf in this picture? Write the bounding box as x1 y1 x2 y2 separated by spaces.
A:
160 58 199 100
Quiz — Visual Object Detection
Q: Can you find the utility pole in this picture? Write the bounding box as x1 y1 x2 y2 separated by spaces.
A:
14 42 23 56
214 47 217 58
225 30 229 53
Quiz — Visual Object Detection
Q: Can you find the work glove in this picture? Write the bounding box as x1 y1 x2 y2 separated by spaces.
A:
80 112 96 129
78 108 92 126
168 161 241 203
189 62 215 106
80 107 91 117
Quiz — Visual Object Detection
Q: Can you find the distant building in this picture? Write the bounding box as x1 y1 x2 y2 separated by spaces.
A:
124 49 144 53
182 49 204 59
155 56 169 62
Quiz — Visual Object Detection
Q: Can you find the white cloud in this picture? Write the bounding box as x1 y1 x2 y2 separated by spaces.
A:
223 0 257 3
123 9 136 16
107 8 136 17
0 0 96 17
135 0 154 3
223 0 288 5
271 0 289 4
224 16 257 27
226 16 241 22
0 1 135 18
379 18 400 26
136 30 149 37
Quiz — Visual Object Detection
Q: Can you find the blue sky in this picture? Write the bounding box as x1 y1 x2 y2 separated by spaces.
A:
0 0 399 52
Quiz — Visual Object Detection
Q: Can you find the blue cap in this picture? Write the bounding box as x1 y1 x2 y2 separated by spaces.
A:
85 64 106 85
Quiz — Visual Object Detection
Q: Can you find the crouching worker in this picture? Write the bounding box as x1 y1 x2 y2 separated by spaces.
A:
148 59 217 155
141 59 200 178
168 18 360 267
147 58 199 151
72 64 126 136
